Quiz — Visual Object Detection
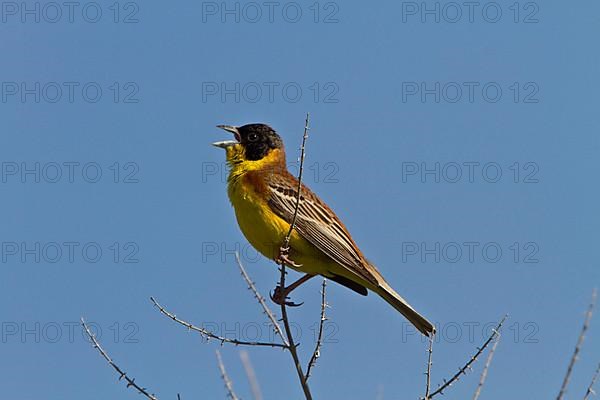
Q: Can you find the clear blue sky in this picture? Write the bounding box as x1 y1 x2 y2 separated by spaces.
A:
1 1 599 399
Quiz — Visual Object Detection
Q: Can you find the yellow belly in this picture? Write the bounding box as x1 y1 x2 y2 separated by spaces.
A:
228 178 332 276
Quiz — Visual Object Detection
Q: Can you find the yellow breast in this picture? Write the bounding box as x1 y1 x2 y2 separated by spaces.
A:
227 173 331 276
224 145 334 275
228 174 290 261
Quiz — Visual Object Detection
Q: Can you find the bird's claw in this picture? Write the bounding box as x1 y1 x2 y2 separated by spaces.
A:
270 286 304 307
276 248 303 268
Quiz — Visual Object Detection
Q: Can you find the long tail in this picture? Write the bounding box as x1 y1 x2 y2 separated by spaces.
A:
376 282 435 337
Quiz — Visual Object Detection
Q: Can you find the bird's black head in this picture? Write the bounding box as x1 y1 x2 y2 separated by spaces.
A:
215 123 284 161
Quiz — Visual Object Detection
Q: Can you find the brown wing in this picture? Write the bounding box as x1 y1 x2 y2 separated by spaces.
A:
266 171 378 287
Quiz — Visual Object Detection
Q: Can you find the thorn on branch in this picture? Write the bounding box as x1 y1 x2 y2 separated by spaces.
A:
81 317 159 400
149 297 287 349
583 363 600 400
215 350 239 400
276 113 313 400
557 288 597 400
428 314 508 399
234 252 289 347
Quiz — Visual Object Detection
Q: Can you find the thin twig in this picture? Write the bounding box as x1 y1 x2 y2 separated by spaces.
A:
240 350 263 400
376 385 385 400
472 336 500 400
235 252 289 347
81 318 159 400
423 334 434 400
277 113 312 400
429 314 507 398
150 297 287 349
282 112 310 251
557 289 597 400
278 266 312 399
583 363 600 400
306 278 328 380
215 350 239 400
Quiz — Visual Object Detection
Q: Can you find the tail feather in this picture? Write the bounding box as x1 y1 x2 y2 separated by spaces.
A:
376 283 435 337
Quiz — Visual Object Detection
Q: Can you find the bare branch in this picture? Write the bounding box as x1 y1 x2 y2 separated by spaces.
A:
376 385 385 400
423 334 434 400
240 350 263 400
215 350 239 400
278 266 312 399
472 336 500 400
277 113 313 400
429 314 507 398
557 289 597 400
235 252 289 347
150 297 287 349
282 112 310 251
306 278 328 380
81 318 159 400
583 363 600 400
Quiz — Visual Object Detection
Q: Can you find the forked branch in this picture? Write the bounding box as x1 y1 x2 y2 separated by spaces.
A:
235 252 288 347
150 297 287 349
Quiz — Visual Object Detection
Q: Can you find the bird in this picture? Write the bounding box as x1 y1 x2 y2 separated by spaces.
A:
212 123 435 336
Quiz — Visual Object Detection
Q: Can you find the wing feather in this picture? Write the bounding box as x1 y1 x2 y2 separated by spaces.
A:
266 174 378 286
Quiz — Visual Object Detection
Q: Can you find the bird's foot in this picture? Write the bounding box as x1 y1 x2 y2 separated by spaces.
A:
270 285 304 307
276 247 303 268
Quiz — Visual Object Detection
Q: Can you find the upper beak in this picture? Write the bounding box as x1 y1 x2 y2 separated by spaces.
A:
212 125 241 148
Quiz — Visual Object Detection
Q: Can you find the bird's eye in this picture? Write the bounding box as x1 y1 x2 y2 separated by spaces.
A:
248 133 258 142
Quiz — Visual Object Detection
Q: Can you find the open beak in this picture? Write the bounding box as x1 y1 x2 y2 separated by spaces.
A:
212 125 241 148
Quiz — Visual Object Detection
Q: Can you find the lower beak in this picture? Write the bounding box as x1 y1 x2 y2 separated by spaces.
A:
213 124 241 148
212 140 238 149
